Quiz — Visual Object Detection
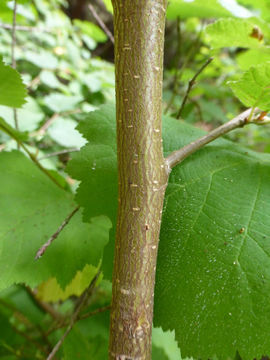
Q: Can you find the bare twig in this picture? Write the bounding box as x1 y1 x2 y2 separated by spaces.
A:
38 148 80 160
35 206 80 260
165 21 205 114
24 285 63 322
176 57 213 119
88 4 114 44
11 0 19 134
11 324 49 354
166 107 265 170
34 109 82 137
11 1 17 69
46 305 111 335
47 269 102 360
0 22 51 32
0 297 52 352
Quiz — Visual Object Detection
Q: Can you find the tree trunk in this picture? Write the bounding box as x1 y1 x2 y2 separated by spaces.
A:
109 1 168 359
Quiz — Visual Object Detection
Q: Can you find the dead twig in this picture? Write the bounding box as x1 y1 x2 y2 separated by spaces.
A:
35 206 80 260
46 305 111 336
176 57 213 119
88 4 114 44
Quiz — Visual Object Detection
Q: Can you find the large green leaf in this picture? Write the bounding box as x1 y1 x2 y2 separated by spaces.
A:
0 59 27 108
205 18 265 49
0 151 110 290
228 62 270 110
155 118 270 360
67 105 270 359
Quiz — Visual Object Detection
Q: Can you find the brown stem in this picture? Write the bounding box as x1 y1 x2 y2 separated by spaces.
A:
46 305 111 335
109 1 168 359
38 148 80 160
176 57 213 119
88 4 114 44
24 285 63 322
35 206 80 260
166 107 261 169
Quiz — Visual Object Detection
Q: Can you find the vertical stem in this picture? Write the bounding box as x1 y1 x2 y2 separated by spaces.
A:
11 0 19 138
109 1 168 359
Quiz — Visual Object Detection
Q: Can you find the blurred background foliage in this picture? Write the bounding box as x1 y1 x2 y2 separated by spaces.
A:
0 0 270 359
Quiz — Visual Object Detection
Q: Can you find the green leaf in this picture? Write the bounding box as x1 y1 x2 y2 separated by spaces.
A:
43 93 83 113
228 62 270 110
152 328 181 360
166 0 232 20
63 327 108 360
24 50 58 70
37 264 98 302
47 117 86 148
237 48 270 70
0 59 27 108
67 104 270 359
205 18 265 49
238 0 270 21
74 20 107 43
66 106 117 223
102 0 113 13
0 151 111 290
39 70 63 89
155 117 270 360
0 97 44 132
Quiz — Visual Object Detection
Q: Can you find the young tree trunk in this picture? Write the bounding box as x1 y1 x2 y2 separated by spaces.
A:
109 1 168 359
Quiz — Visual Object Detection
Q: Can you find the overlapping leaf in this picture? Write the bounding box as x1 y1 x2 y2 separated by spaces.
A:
67 105 270 359
228 62 270 110
0 151 110 290
0 58 27 108
205 18 265 49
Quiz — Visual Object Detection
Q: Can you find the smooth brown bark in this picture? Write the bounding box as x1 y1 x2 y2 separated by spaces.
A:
109 1 168 359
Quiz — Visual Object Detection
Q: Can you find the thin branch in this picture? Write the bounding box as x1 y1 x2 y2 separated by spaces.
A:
10 324 49 354
46 305 111 335
166 107 264 170
38 148 80 160
177 57 213 119
165 21 205 114
11 0 19 134
0 22 51 32
88 4 114 44
11 1 17 69
33 109 82 137
46 269 102 360
35 206 80 260
24 285 63 322
0 297 52 352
